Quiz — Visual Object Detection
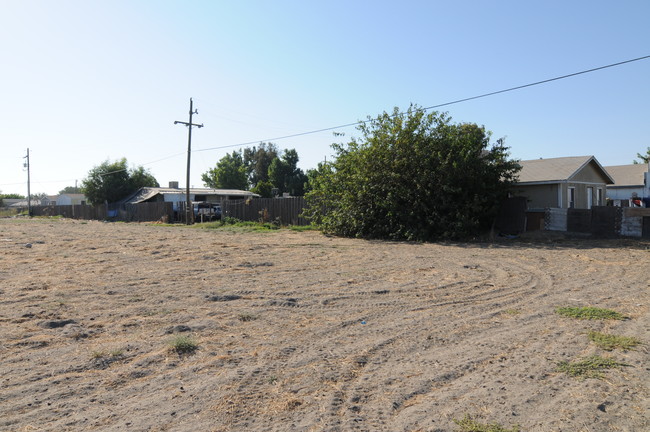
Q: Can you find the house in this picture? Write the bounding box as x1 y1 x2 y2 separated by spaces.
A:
512 156 614 209
603 163 650 207
41 195 59 205
56 193 87 206
120 182 259 211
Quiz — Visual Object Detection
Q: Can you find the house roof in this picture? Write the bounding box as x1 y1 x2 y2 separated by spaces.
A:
122 187 259 204
516 156 614 184
603 164 648 187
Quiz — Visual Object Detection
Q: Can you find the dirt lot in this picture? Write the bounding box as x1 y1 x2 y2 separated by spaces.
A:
0 218 648 432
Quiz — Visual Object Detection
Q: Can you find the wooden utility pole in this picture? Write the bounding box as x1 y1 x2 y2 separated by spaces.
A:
23 148 31 216
174 98 203 224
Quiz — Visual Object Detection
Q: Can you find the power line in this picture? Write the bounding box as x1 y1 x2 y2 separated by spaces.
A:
5 54 648 189
194 54 650 153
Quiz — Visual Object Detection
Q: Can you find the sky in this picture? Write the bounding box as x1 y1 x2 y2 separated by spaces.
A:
1 0 649 196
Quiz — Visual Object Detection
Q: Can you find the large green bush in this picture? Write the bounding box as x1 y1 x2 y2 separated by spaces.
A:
304 106 520 240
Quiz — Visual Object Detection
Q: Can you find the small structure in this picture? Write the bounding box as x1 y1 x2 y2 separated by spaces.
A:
604 163 650 207
512 156 614 210
56 193 87 206
120 182 259 213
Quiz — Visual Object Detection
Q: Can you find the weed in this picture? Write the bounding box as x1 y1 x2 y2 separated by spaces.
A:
588 331 641 351
289 224 317 232
556 355 625 379
91 349 124 359
555 306 625 320
503 309 520 316
238 313 257 322
169 335 198 354
453 414 520 432
268 375 278 384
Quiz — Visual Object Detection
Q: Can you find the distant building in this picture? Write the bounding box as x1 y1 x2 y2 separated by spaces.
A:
120 182 259 211
512 156 614 209
604 163 650 207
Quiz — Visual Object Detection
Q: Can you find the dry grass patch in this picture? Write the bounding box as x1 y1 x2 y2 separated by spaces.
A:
453 414 520 432
556 355 626 379
587 331 641 351
555 306 625 320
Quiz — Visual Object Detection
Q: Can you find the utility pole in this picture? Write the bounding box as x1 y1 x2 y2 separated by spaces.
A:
23 148 31 216
174 98 204 224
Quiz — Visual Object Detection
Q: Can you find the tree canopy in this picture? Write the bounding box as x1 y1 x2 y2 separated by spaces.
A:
58 186 81 194
243 142 279 188
304 106 520 241
81 158 159 205
202 143 308 197
268 149 308 196
634 147 650 164
201 151 248 190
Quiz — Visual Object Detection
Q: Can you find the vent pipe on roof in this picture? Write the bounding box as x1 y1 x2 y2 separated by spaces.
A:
169 181 179 189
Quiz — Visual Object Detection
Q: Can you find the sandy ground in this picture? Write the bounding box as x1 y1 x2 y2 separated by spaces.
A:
0 218 648 432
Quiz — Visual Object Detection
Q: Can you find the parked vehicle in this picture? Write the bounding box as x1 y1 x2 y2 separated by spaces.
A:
193 202 221 222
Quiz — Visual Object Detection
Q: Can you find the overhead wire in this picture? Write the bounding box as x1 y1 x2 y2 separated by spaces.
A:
5 55 649 186
193 54 650 153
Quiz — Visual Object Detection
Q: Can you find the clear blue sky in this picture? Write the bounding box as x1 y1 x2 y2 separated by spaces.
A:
1 0 649 196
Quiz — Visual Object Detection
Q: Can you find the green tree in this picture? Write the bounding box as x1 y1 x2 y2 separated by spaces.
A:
81 158 159 205
251 180 274 198
0 193 26 207
201 150 249 190
268 149 308 196
243 142 279 187
58 186 80 194
304 106 520 240
0 193 26 199
634 147 650 164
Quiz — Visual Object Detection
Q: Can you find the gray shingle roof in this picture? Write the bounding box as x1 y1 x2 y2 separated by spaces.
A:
516 156 613 184
603 164 648 187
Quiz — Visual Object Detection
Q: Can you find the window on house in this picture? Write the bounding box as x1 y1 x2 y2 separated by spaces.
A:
568 187 576 208
597 188 603 206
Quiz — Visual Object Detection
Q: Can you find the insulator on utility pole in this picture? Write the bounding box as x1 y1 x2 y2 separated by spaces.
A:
24 148 31 216
174 98 204 225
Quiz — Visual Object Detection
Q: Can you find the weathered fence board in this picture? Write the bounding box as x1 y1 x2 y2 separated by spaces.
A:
495 197 527 234
545 208 567 231
30 202 172 222
590 206 620 238
222 197 309 225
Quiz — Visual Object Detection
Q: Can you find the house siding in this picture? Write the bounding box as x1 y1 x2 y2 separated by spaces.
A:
513 184 559 209
561 183 602 209
572 162 610 183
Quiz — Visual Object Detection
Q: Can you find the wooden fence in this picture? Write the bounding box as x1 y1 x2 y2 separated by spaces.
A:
222 197 309 226
542 206 649 238
30 202 173 223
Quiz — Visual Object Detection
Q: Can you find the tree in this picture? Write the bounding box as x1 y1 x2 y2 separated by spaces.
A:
81 158 159 205
59 186 80 194
268 149 308 196
251 180 274 198
0 193 26 199
634 147 650 164
304 106 520 241
243 142 279 187
304 162 330 194
201 151 248 190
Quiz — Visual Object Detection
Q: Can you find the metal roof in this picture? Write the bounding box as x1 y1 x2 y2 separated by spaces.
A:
603 164 648 187
516 155 614 184
123 187 259 204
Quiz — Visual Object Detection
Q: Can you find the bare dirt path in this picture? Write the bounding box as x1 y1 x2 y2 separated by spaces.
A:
1 218 648 431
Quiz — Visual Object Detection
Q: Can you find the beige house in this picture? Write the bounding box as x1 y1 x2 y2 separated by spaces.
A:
512 156 614 209
604 163 650 206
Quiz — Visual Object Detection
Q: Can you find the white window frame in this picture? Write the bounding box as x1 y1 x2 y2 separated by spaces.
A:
587 187 593 209
568 187 576 209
